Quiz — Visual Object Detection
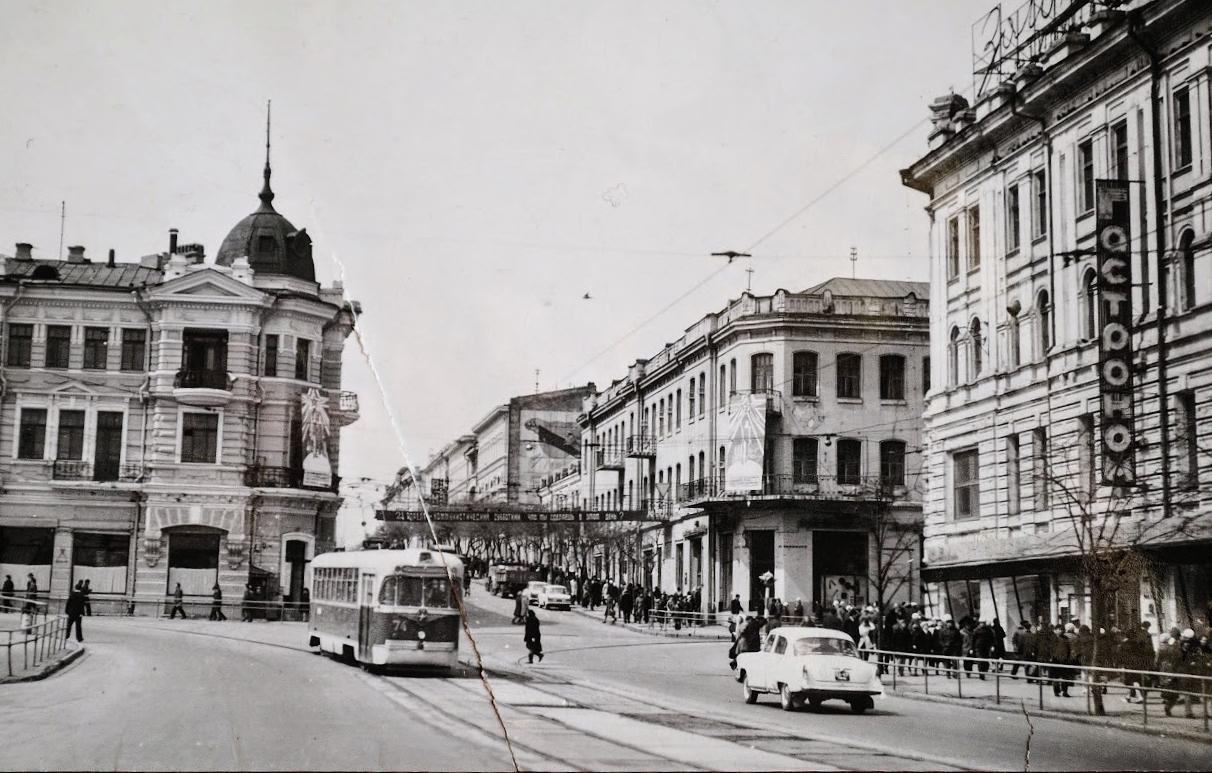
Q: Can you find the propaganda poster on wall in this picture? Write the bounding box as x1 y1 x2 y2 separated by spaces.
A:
724 392 766 493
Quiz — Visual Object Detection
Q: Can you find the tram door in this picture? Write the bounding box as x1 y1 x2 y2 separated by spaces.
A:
358 574 376 660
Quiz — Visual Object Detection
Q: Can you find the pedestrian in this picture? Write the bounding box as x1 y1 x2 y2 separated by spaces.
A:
64 583 85 643
1162 628 1199 718
524 609 543 664
512 590 525 625
209 583 227 621
300 587 310 622
81 578 92 616
1009 621 1031 678
25 572 38 601
241 584 255 622
1124 621 1155 702
169 582 188 619
1 574 13 613
463 569 472 597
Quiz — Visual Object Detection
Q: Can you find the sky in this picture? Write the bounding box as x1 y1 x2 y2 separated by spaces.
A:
0 1 983 538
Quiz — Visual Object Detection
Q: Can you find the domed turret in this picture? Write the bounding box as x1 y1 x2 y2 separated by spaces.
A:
214 110 315 282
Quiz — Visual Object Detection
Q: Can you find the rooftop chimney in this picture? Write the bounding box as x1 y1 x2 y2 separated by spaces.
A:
67 245 86 264
107 248 116 268
169 228 179 255
14 243 33 261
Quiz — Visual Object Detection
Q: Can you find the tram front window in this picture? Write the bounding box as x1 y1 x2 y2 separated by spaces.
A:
380 574 455 608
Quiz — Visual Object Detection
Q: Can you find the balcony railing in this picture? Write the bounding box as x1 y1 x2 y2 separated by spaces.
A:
244 465 341 493
336 390 358 412
52 460 143 483
594 446 625 470
174 369 231 390
625 434 655 457
678 473 894 503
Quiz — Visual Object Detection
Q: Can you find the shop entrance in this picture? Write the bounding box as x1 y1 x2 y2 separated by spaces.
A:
166 528 221 596
747 530 774 611
813 531 868 608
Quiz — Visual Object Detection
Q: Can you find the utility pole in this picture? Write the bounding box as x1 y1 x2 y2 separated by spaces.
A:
849 246 858 279
744 267 754 292
58 201 66 260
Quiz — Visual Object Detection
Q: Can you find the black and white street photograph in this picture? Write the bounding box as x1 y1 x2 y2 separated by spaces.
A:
0 1 1210 770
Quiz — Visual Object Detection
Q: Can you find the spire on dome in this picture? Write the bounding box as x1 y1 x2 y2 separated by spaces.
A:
259 99 275 209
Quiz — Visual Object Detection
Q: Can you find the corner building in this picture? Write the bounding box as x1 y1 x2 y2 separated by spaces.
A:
902 0 1211 632
0 155 360 610
580 279 928 613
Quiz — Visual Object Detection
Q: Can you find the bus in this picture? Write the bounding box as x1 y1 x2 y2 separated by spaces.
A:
308 548 464 671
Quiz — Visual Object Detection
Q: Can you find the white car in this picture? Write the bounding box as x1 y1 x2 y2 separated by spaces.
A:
522 580 548 606
735 626 883 713
537 584 571 610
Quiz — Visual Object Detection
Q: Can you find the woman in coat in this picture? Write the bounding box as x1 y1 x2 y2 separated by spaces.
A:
524 609 543 663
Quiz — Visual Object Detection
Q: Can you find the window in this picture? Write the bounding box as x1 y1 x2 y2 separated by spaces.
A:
120 329 146 371
1037 290 1052 353
751 353 773 392
688 377 696 418
718 365 727 408
294 338 311 381
181 329 228 385
793 438 818 484
1173 86 1192 169
45 325 70 369
1006 435 1021 516
792 351 818 397
1175 391 1198 489
263 334 279 377
949 326 961 385
773 636 788 655
56 410 85 461
1083 268 1099 340
1078 414 1095 497
946 216 960 279
966 205 981 270
1008 310 1022 368
923 356 931 393
658 399 665 436
666 399 673 435
1006 184 1021 252
181 413 219 464
969 318 983 377
6 323 32 368
675 389 682 430
1178 231 1197 311
1032 169 1048 238
257 234 276 254
718 446 726 489
18 408 46 459
1077 138 1095 213
879 354 905 401
1111 121 1129 181
836 353 861 399
836 438 862 485
953 449 980 519
879 440 906 487
82 328 108 370
729 358 737 396
698 373 705 417
1033 428 1050 509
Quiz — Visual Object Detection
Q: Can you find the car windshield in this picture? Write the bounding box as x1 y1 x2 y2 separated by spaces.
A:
546 585 566 594
793 637 857 657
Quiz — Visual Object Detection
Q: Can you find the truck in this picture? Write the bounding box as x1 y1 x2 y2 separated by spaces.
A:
488 565 540 598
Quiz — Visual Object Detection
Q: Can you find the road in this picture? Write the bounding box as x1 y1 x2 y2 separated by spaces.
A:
460 586 1212 771
0 617 513 771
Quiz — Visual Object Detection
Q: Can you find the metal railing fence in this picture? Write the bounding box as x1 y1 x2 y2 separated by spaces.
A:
1 599 68 678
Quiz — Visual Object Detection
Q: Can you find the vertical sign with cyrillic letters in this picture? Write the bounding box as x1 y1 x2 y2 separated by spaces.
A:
1095 180 1135 485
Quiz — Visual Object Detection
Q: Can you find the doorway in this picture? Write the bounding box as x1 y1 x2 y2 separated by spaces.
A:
748 530 774 611
285 539 309 605
93 412 124 482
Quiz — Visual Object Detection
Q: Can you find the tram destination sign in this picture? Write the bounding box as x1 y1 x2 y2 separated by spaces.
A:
1095 178 1136 486
375 508 664 523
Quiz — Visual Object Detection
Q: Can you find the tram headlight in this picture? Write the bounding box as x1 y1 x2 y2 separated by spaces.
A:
417 630 426 640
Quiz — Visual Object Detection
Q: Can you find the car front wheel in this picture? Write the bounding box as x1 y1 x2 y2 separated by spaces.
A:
742 674 758 704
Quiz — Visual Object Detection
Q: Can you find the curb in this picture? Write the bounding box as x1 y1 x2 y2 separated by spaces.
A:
0 645 85 684
890 686 1212 744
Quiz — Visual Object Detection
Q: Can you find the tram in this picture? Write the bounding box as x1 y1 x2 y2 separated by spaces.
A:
308 548 463 670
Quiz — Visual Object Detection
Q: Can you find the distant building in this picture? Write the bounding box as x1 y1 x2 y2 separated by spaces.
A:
902 0 1210 632
575 278 929 612
0 146 360 609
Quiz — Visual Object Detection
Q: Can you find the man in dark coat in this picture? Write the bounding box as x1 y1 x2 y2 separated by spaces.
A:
1009 621 1031 678
209 583 227 621
938 617 961 678
620 586 634 624
524 609 543 664
972 620 995 679
1 575 14 613
821 606 844 632
169 582 188 619
64 584 85 643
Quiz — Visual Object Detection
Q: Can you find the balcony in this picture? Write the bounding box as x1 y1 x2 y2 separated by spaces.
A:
625 434 655 457
52 460 143 484
173 368 233 407
244 465 341 494
678 474 892 505
594 445 625 471
330 390 360 426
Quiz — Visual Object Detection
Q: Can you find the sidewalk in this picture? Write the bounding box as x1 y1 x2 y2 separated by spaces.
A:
568 604 731 640
878 662 1212 741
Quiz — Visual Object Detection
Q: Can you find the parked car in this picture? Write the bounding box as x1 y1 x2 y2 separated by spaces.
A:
522 580 548 606
537 584 571 610
734 626 882 713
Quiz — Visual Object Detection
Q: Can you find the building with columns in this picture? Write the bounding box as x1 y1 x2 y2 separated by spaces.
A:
573 278 929 613
902 0 1210 633
0 148 360 610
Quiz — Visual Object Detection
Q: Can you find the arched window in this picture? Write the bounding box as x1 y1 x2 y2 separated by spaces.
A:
970 318 983 377
1178 229 1197 311
718 446 726 489
1037 290 1052 353
718 364 727 408
688 377 696 418
949 326 961 385
1083 267 1099 340
1008 304 1022 368
698 372 705 417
